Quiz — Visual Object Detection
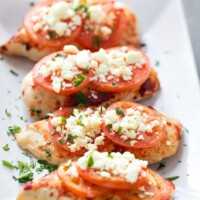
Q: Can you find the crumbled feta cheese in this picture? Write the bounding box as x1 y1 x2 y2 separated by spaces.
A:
63 45 79 54
91 48 146 83
103 106 162 143
88 6 105 24
39 51 90 93
32 2 81 38
76 50 90 69
50 108 105 152
77 151 148 184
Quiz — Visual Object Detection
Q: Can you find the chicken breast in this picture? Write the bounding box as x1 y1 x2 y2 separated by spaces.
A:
22 68 160 119
17 168 175 200
16 113 182 165
0 2 140 62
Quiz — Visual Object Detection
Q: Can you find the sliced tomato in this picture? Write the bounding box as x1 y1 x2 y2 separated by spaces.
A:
58 162 109 198
117 169 175 200
24 0 82 49
77 6 127 50
101 101 166 149
77 166 148 191
33 51 90 95
90 46 151 92
48 107 111 156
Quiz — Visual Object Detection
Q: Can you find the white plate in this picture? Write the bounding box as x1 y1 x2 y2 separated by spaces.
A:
1 0 200 199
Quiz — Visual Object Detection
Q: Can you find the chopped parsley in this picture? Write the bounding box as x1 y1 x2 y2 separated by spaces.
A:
115 107 125 117
73 3 88 12
156 162 166 170
76 92 90 106
93 36 101 48
55 53 68 58
66 134 78 141
74 74 85 87
108 154 113 159
183 126 189 134
59 138 65 144
14 161 34 183
7 125 21 137
10 69 19 76
5 109 11 117
106 124 112 130
61 116 66 123
30 2 35 6
112 83 118 87
36 160 58 173
0 56 4 61
3 144 9 151
2 160 15 168
30 109 41 117
166 176 179 181
51 128 56 136
155 60 160 66
83 67 89 74
22 152 36 169
48 30 56 39
117 126 122 134
87 156 94 167
44 148 51 158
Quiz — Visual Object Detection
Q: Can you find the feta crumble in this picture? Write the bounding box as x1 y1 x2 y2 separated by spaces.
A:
50 107 106 152
77 151 148 184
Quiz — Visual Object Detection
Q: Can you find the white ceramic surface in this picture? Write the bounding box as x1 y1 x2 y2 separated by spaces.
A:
0 0 200 199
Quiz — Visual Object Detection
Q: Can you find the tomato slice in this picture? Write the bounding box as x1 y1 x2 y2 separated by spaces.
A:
58 162 109 198
117 169 175 200
48 107 111 156
24 0 82 49
90 47 151 92
101 101 166 149
77 166 148 191
33 51 90 95
77 5 127 50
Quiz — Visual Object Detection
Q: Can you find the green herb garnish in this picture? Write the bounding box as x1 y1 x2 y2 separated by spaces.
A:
74 74 85 87
93 36 101 48
106 124 112 130
36 160 58 173
3 144 9 151
76 92 90 106
61 116 66 123
30 109 41 117
156 162 166 170
87 156 94 167
5 109 11 117
30 2 35 6
112 83 118 87
14 161 34 183
155 61 160 66
2 160 15 168
10 69 19 76
67 134 73 143
55 53 68 58
7 125 21 137
44 148 51 158
48 30 56 39
117 126 122 134
51 128 56 136
59 138 65 144
166 176 179 181
83 67 89 74
115 107 124 117
108 154 113 159
73 3 88 12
